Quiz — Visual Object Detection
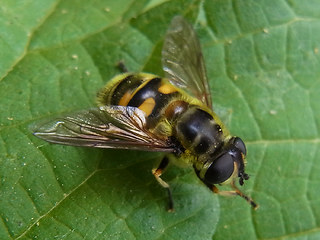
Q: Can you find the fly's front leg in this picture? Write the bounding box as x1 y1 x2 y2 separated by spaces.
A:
152 156 174 212
206 182 258 210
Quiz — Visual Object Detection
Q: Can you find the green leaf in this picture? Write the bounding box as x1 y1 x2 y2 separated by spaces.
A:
1 0 320 239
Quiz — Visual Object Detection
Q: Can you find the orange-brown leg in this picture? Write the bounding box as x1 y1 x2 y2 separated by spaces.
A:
152 156 174 212
210 183 258 210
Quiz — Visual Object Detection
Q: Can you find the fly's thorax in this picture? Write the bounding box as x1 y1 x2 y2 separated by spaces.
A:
174 106 226 156
166 152 196 168
164 100 189 121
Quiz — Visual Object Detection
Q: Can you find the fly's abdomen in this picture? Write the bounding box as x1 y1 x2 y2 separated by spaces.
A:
98 73 181 121
97 73 146 107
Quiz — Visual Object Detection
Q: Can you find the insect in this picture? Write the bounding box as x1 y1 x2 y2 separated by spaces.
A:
32 16 257 210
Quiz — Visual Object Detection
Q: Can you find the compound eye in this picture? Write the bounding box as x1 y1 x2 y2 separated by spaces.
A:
233 137 247 156
204 153 234 184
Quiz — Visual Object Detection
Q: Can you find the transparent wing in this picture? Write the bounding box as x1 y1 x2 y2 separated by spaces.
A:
162 16 212 109
31 106 174 152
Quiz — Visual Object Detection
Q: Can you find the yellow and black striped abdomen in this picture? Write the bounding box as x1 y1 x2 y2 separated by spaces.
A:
97 73 181 120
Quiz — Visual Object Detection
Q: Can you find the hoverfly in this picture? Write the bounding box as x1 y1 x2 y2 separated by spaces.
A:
32 16 257 210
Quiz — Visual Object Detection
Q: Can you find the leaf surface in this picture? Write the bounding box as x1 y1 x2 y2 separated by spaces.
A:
0 0 320 239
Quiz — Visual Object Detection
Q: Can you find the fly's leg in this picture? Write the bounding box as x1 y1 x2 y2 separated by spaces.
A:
152 156 174 212
116 61 128 73
207 182 258 210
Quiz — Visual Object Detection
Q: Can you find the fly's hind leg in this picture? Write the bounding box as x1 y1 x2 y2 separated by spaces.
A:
206 182 258 210
152 156 174 212
116 61 128 73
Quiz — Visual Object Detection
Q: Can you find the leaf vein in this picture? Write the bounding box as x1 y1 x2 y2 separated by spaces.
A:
15 169 98 239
